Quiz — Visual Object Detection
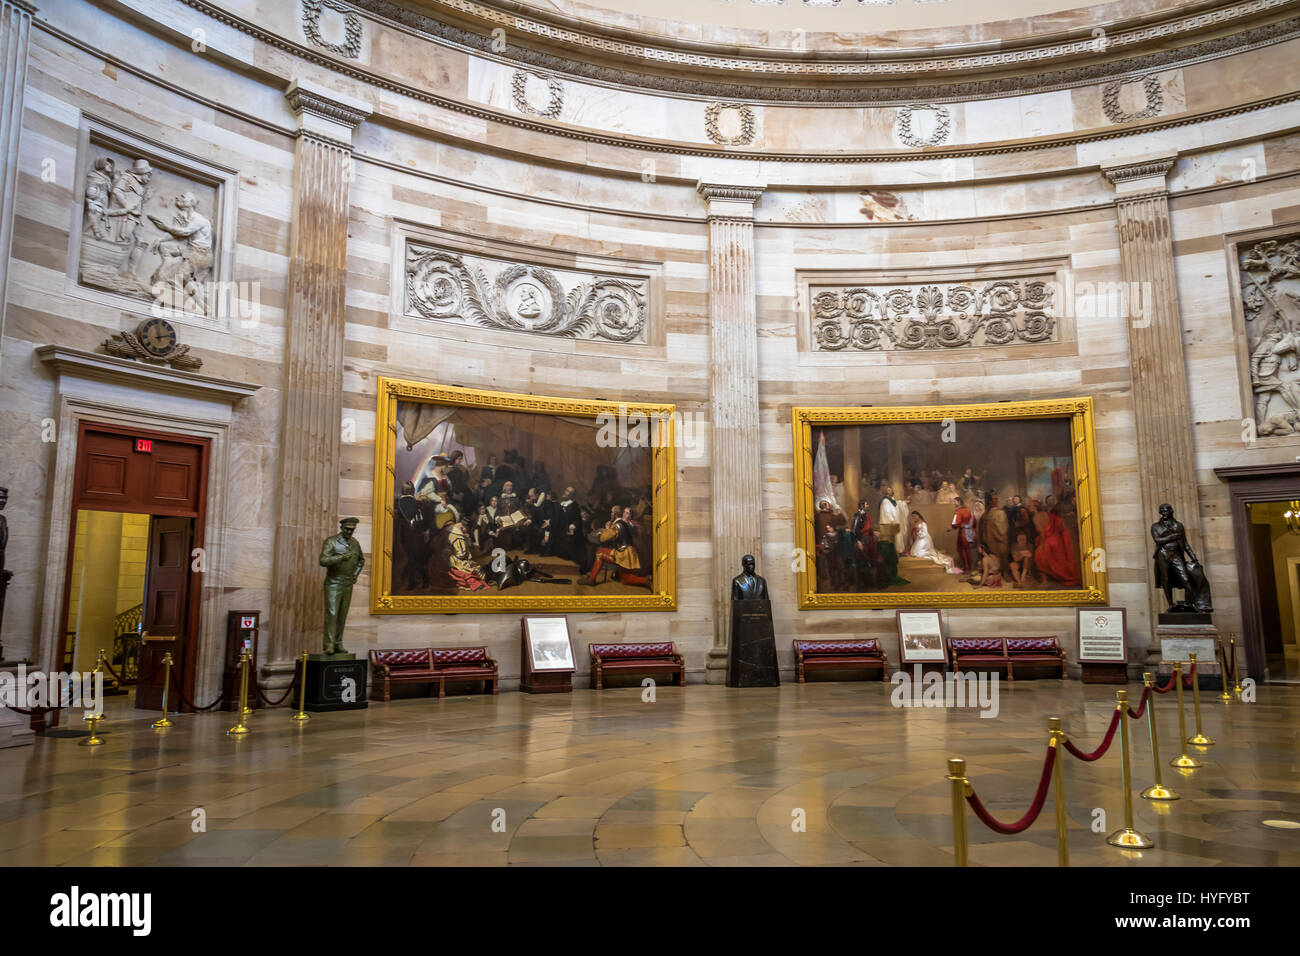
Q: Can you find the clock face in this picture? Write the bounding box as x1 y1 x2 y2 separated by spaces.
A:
137 318 177 357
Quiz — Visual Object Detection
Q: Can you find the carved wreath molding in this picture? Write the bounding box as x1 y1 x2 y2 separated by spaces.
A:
301 0 363 59
810 278 1057 351
896 105 951 148
1102 74 1164 123
405 245 649 343
511 70 564 117
705 102 756 146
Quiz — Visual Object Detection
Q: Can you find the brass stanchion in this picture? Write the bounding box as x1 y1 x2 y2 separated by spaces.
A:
1169 661 1201 769
151 653 174 730
1139 673 1178 801
947 757 969 867
1229 634 1244 696
1048 717 1069 867
1106 689 1154 849
227 652 251 737
80 711 105 747
291 650 310 723
1187 652 1214 747
1217 638 1233 702
84 649 106 722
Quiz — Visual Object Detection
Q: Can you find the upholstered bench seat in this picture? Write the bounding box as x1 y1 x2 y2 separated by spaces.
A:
794 639 888 683
370 647 498 700
589 642 685 689
949 637 1066 681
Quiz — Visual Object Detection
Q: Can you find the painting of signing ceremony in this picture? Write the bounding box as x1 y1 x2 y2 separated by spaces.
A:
809 418 1084 596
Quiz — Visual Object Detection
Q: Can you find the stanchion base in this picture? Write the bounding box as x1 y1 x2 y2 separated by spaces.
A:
226 725 250 737
1218 692 1233 702
1188 734 1214 747
79 736 104 747
1106 827 1155 849
150 718 172 730
290 712 310 722
1170 754 1202 769
1141 784 1179 801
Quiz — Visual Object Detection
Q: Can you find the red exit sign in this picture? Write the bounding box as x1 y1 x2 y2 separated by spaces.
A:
135 438 153 453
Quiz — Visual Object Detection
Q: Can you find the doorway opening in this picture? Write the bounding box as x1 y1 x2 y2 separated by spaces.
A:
1246 500 1300 683
57 422 209 713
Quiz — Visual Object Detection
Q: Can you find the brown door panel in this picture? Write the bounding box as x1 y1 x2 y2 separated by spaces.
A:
137 516 194 711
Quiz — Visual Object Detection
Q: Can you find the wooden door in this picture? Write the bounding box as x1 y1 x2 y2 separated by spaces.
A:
136 516 194 710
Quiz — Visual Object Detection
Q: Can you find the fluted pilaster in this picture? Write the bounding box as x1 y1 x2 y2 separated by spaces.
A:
698 183 764 679
0 0 33 373
268 81 371 667
1104 155 1201 637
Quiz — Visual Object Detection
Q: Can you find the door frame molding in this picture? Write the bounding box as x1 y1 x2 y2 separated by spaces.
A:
1214 463 1300 681
37 395 233 706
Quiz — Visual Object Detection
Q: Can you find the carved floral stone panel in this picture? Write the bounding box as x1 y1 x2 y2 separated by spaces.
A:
404 243 650 344
1239 232 1300 435
77 139 223 320
808 275 1058 351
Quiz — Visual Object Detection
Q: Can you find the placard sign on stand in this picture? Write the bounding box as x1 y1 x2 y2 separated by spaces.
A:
521 615 576 694
1077 607 1128 684
896 609 946 676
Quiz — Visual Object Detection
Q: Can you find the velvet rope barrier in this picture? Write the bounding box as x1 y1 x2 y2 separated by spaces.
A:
965 742 1058 835
166 665 239 713
100 658 167 687
255 666 300 707
1062 707 1122 761
1126 685 1152 720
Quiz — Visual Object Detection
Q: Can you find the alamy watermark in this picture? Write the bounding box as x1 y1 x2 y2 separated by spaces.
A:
0 666 104 716
890 665 999 719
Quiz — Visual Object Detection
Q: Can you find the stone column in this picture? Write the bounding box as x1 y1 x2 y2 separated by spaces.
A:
267 80 371 680
0 0 33 374
1103 155 1200 650
698 183 764 682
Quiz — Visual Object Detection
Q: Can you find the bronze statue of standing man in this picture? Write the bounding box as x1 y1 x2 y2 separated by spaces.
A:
320 517 364 655
1151 503 1212 614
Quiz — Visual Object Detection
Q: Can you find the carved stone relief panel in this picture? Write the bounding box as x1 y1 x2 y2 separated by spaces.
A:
896 104 951 148
705 102 756 146
1239 232 1300 435
804 269 1061 352
403 241 651 344
302 0 363 59
1102 74 1164 123
512 70 564 118
71 122 238 329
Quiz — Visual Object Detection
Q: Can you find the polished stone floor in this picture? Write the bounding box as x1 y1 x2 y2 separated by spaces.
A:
1 679 1297 866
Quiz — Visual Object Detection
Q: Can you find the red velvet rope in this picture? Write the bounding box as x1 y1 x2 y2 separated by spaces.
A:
1127 685 1151 720
1062 707 1122 761
965 743 1057 835
100 658 166 687
1223 646 1236 681
167 665 239 713
255 666 301 707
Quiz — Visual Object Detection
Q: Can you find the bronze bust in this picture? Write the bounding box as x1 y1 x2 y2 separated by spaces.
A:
1150 503 1212 613
731 554 769 601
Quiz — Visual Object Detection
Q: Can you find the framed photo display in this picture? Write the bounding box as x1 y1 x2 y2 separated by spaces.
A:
1077 607 1127 663
371 377 678 614
520 614 576 694
791 397 1108 609
896 609 947 664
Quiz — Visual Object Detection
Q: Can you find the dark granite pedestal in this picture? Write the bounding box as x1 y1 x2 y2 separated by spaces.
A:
304 655 368 712
727 598 779 687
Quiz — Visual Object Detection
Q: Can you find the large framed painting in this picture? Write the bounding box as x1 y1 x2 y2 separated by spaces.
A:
792 397 1107 608
371 378 677 613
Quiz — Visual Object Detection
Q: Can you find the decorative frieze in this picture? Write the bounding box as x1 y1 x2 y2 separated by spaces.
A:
1239 232 1300 435
301 0 362 59
404 243 649 344
808 276 1058 351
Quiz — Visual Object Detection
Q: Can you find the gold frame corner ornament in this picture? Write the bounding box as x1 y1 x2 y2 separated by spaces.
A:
791 397 1108 610
371 377 678 614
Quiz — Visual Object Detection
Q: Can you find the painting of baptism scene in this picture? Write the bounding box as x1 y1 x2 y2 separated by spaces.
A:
390 400 656 598
809 418 1084 596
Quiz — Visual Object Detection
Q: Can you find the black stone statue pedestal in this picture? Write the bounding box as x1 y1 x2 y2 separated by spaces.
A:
727 598 780 688
304 654 368 712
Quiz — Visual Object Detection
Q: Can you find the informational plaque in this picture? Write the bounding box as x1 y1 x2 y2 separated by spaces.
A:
521 615 575 693
1077 608 1127 663
1159 636 1216 664
896 610 946 663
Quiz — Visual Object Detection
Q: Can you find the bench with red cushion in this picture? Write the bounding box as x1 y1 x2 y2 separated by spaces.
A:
793 639 889 683
369 647 498 700
589 642 685 689
948 638 1010 679
1005 637 1067 680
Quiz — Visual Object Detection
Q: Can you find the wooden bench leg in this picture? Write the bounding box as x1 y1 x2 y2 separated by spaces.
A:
437 678 446 699
1007 662 1014 682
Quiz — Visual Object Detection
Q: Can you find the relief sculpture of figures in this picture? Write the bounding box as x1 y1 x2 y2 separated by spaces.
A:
148 191 213 312
1240 235 1300 435
1151 503 1213 614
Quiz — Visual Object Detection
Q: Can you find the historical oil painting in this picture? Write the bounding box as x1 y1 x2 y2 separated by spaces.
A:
371 379 677 613
792 398 1107 608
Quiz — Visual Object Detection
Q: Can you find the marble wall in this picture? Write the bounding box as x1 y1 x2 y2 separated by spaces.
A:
2 0 1300 698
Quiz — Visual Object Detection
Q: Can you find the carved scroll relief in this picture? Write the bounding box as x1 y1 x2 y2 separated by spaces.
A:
1239 233 1300 435
404 243 650 344
808 275 1059 352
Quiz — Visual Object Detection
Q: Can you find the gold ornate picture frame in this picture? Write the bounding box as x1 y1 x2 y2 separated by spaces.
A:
792 397 1107 609
372 377 677 614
